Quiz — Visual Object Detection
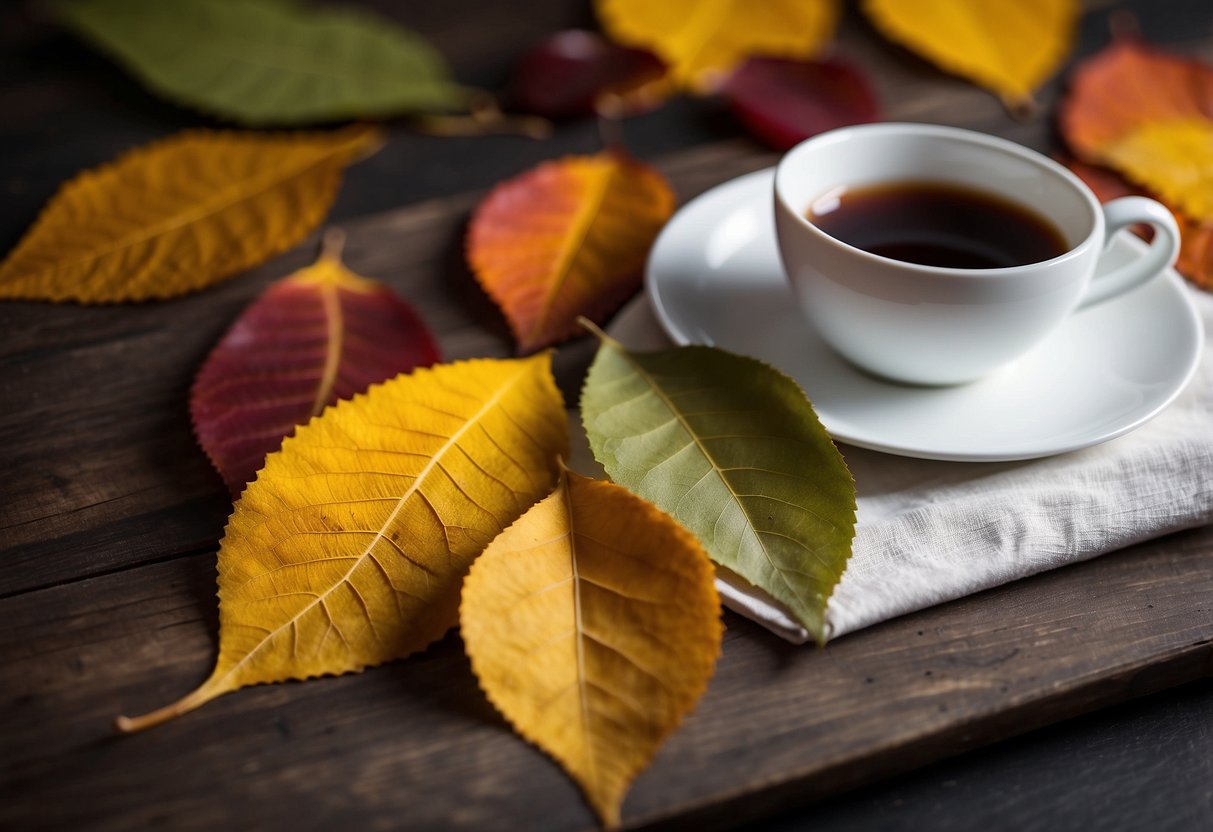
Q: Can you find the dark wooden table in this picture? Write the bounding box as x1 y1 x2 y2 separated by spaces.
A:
2 1 1211 830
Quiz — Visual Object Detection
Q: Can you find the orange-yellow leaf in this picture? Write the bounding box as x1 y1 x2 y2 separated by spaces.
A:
116 354 568 732
863 0 1079 109
1099 120 1213 223
467 152 674 353
0 125 381 303
1064 157 1213 292
461 469 721 827
1060 39 1213 222
595 0 839 92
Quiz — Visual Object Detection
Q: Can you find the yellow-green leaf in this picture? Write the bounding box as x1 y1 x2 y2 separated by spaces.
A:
461 468 721 827
116 354 568 732
56 0 465 124
580 330 856 644
0 126 381 303
863 0 1079 109
595 0 840 92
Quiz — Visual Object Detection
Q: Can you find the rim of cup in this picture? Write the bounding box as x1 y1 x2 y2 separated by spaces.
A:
774 123 1105 277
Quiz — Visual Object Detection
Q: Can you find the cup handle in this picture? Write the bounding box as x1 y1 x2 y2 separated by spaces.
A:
1080 196 1181 309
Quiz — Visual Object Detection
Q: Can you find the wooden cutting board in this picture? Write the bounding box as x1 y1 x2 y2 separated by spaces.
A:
2 142 1211 831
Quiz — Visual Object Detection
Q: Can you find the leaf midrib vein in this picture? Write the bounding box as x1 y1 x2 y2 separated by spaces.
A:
208 365 529 691
536 162 615 336
563 471 601 797
621 356 808 607
27 138 355 281
309 280 344 418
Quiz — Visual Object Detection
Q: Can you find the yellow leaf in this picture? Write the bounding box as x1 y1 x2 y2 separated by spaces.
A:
1102 119 1213 223
0 125 381 303
595 0 840 91
863 0 1078 109
116 355 569 732
461 469 722 827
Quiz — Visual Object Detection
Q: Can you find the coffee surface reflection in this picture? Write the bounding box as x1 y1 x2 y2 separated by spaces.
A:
808 181 1068 269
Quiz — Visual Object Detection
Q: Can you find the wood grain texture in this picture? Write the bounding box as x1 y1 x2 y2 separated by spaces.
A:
1 528 1209 830
2 0 1212 829
0 142 774 597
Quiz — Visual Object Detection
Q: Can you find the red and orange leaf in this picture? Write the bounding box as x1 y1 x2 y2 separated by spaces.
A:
191 231 440 494
1060 38 1213 222
1064 158 1213 291
467 152 674 353
1060 39 1213 157
721 56 880 151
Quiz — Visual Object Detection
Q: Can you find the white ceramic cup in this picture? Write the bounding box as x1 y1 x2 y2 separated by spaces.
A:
774 123 1180 385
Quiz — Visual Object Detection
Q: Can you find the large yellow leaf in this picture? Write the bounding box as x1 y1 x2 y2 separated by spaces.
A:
595 0 840 91
863 0 1078 109
116 355 568 732
0 126 381 303
461 469 721 827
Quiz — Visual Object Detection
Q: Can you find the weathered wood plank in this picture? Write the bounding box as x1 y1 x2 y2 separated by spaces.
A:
1 526 1209 829
3 3 1212 830
0 142 775 596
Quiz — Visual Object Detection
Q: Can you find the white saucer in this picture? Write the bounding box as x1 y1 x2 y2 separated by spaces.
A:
644 168 1203 462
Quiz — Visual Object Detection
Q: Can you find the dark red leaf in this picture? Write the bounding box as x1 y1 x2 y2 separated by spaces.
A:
510 29 667 119
191 234 440 495
721 56 881 151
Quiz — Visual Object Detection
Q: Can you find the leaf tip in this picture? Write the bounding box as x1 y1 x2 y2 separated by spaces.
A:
1004 92 1039 121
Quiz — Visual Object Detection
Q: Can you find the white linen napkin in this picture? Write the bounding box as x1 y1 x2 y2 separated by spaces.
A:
586 289 1213 644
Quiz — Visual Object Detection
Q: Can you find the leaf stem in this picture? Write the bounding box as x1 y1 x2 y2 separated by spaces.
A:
596 111 626 155
576 316 617 345
1109 9 1140 40
114 682 219 733
412 91 552 140
320 227 347 263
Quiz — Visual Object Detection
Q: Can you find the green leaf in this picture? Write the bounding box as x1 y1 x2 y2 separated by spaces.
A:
580 328 856 644
56 0 466 125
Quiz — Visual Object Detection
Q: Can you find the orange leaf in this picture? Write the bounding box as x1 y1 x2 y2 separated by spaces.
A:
191 231 440 495
863 0 1078 110
467 152 674 353
0 126 381 303
1060 39 1213 222
1064 157 1213 291
461 468 721 827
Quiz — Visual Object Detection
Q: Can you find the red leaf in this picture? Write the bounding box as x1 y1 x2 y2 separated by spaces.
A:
191 232 440 495
721 56 881 151
510 30 668 119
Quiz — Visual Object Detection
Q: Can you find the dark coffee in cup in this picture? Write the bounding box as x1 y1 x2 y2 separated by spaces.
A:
807 181 1067 270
